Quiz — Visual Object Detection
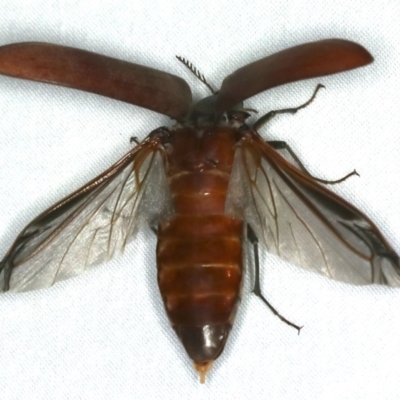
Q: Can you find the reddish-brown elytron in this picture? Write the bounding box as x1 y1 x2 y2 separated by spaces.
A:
0 39 398 383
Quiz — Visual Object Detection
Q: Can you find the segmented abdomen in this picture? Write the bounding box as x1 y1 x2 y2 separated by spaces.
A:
156 126 243 370
157 214 243 363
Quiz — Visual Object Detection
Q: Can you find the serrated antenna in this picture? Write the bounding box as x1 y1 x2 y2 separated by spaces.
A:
176 56 216 95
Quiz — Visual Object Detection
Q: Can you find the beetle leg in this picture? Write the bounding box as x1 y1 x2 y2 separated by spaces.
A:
130 136 140 145
253 83 325 131
247 225 302 334
252 83 358 185
267 140 359 185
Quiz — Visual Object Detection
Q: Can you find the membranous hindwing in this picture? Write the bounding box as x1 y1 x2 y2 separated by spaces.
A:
0 138 171 292
226 132 400 286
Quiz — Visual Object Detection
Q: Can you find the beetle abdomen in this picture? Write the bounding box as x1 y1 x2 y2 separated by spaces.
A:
157 215 243 381
156 126 243 381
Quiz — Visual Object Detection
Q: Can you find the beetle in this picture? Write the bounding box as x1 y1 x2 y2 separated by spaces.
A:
0 39 398 383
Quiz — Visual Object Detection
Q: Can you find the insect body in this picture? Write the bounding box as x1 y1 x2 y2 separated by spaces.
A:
0 39 398 383
157 124 244 380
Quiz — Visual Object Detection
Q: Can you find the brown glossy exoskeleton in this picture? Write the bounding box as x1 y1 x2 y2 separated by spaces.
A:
0 39 398 383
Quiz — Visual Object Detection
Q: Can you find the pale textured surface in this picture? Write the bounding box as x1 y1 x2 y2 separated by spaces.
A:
0 1 400 399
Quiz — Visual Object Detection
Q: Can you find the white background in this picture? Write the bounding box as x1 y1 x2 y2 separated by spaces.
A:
0 1 400 399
